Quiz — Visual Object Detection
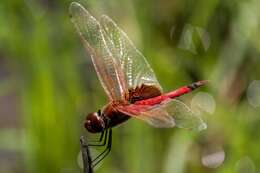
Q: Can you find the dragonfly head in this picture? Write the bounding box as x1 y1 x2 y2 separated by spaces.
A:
85 110 105 133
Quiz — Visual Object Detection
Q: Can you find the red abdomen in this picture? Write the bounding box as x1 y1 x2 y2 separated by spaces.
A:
133 86 191 105
134 80 208 106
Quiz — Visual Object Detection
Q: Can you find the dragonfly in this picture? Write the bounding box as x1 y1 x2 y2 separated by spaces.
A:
70 2 207 168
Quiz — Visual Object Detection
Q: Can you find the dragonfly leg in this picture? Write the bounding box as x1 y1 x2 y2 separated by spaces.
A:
94 130 105 142
91 128 112 168
80 136 93 173
88 130 108 147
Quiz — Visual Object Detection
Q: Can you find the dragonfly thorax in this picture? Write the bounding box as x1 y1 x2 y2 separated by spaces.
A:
85 110 106 133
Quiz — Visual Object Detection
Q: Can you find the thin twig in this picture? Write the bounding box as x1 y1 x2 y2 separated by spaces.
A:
80 136 93 173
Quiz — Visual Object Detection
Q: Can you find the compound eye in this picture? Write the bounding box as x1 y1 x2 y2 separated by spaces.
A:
85 111 105 133
84 119 92 131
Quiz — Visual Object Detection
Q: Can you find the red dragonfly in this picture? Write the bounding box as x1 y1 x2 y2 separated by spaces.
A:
70 2 207 167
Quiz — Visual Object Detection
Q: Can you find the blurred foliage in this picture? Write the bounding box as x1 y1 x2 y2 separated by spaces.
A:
1 0 260 173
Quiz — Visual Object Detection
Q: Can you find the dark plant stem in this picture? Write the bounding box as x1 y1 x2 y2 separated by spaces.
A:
80 136 93 173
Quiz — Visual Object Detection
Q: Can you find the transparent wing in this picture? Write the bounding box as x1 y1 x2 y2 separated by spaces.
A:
117 99 207 131
69 2 126 101
100 15 162 91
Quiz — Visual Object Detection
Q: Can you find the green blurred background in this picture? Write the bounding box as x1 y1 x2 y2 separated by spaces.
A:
1 0 260 173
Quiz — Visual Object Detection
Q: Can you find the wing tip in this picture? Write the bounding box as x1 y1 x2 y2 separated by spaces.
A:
100 15 115 29
69 2 87 19
70 1 80 7
69 2 80 14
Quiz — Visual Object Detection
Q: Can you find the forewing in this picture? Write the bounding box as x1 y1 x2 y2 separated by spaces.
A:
118 99 207 131
69 2 126 101
100 15 162 91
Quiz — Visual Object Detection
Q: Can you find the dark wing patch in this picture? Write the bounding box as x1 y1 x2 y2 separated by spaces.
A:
128 84 162 103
